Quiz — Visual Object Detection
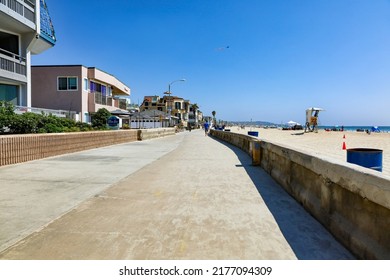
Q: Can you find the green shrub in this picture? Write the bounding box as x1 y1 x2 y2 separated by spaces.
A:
0 101 16 133
43 123 63 133
91 108 111 129
1 101 103 134
76 122 93 131
9 113 41 134
63 126 81 133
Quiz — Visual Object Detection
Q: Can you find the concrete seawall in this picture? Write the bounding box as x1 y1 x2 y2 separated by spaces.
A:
0 128 175 167
137 128 176 141
210 129 390 259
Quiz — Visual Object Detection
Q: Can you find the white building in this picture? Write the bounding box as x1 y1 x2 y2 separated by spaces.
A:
0 0 56 107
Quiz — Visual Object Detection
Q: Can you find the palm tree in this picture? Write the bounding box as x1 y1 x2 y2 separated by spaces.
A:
212 110 216 127
192 103 199 128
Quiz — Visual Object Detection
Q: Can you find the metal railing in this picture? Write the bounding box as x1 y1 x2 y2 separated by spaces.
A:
92 91 127 110
93 92 111 106
118 99 127 110
0 48 27 76
0 0 35 23
14 105 76 118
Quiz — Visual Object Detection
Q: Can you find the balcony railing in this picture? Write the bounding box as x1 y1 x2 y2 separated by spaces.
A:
0 48 27 76
92 92 127 110
0 0 35 24
118 99 127 110
94 92 112 106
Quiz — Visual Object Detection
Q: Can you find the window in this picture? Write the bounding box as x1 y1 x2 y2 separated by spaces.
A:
0 84 18 105
83 78 88 91
89 81 103 93
58 77 78 91
58 78 67 90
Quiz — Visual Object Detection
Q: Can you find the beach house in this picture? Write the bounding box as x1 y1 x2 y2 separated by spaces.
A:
0 0 56 107
31 65 131 123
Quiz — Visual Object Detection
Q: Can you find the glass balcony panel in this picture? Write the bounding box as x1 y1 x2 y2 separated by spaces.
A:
39 0 56 44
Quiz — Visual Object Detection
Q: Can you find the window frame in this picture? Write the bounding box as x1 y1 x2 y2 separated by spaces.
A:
57 76 78 91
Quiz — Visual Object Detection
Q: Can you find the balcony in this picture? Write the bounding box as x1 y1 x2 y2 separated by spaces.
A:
89 91 128 112
94 92 112 106
0 48 27 82
29 0 56 54
0 0 35 24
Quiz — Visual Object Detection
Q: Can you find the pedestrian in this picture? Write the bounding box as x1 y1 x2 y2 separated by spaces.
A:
204 122 209 136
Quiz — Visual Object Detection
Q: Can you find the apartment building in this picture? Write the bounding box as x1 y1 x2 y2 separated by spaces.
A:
31 65 130 122
0 0 56 107
140 95 166 112
139 95 203 128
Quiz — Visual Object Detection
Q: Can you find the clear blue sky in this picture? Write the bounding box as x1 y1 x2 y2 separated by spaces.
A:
33 0 390 126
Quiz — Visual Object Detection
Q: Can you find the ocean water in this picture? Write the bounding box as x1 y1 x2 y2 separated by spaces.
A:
319 126 390 133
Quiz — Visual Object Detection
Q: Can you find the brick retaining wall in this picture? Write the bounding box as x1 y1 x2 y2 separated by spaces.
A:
0 130 133 167
0 128 177 167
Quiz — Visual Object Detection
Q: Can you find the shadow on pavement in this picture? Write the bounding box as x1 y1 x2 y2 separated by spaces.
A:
210 136 355 260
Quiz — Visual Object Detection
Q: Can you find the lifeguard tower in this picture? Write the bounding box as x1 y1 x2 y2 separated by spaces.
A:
304 107 324 133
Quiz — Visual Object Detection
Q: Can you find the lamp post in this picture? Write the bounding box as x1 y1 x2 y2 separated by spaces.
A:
164 79 185 126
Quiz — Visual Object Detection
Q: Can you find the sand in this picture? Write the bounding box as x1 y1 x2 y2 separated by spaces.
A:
229 126 390 177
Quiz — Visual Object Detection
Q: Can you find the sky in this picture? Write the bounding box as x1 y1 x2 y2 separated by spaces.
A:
33 0 390 126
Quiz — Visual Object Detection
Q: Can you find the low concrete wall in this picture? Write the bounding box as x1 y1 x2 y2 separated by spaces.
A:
210 129 390 259
137 128 176 141
0 128 175 167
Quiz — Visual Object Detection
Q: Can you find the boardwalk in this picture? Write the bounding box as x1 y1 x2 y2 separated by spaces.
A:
0 130 354 259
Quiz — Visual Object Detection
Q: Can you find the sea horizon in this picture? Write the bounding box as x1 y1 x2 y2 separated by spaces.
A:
318 125 390 133
230 122 390 133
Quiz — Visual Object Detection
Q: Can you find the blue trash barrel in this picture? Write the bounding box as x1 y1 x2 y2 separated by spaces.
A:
248 131 259 137
346 148 383 172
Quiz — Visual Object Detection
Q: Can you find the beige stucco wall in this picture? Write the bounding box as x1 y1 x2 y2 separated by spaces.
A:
31 65 83 114
32 65 131 123
87 67 130 95
80 66 89 122
210 129 390 259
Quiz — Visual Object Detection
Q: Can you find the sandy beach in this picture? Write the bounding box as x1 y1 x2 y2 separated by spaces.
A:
229 126 390 177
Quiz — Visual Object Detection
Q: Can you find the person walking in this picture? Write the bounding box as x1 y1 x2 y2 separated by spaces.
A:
204 121 210 136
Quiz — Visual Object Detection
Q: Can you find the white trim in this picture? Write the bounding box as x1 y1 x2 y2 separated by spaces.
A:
83 78 88 92
26 50 31 106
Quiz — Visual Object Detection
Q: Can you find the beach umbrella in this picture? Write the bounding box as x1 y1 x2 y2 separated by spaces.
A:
287 120 299 126
371 126 380 132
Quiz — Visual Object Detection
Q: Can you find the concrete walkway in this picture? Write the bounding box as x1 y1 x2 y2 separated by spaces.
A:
0 130 354 259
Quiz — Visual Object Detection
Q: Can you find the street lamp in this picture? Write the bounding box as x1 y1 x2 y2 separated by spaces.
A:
164 79 186 126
